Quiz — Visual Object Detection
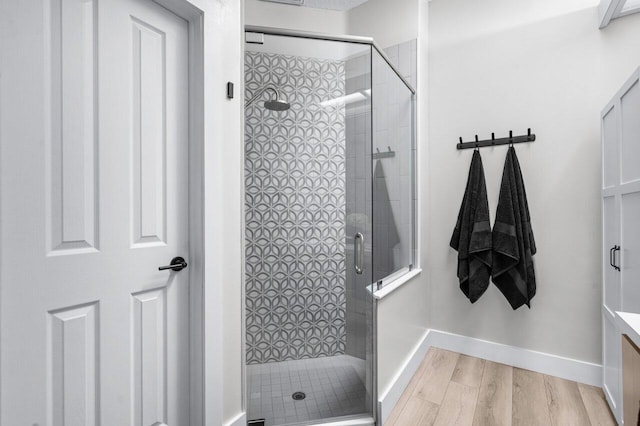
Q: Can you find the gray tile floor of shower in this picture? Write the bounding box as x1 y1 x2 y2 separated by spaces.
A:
247 355 369 426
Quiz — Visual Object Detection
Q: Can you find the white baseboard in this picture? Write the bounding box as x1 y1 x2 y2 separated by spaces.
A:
378 330 431 424
224 412 246 426
378 329 603 424
426 330 602 387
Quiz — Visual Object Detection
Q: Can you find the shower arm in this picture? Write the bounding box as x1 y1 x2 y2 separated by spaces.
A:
245 86 280 108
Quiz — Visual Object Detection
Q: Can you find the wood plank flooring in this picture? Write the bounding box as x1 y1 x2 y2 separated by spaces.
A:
387 348 616 426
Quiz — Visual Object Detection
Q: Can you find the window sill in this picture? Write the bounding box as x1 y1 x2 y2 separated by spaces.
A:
372 268 422 300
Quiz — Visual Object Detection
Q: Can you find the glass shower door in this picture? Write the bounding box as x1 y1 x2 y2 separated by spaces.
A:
344 46 376 421
244 31 376 425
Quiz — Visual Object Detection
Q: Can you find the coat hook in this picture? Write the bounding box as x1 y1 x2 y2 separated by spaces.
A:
376 147 380 153
509 130 513 147
459 137 463 144
491 133 495 145
387 146 392 152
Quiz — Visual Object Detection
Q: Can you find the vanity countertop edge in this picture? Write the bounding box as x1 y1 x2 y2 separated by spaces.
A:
615 311 640 347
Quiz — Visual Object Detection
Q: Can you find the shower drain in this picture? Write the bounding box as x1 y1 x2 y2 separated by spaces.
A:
292 391 306 401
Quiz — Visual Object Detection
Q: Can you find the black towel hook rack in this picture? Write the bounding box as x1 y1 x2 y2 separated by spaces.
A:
457 128 536 150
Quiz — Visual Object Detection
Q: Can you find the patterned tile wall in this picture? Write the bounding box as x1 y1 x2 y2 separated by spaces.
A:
244 51 347 364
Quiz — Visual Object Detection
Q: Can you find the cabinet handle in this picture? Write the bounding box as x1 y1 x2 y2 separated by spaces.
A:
610 246 615 269
613 245 621 271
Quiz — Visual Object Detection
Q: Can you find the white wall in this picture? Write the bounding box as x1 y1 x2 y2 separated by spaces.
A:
200 1 243 424
244 0 347 34
348 0 419 48
428 0 640 365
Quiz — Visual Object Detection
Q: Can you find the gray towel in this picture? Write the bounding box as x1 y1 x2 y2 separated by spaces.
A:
450 150 492 303
373 160 400 281
492 147 536 310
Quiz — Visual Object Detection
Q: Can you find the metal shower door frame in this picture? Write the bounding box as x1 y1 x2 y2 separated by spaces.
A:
242 25 417 426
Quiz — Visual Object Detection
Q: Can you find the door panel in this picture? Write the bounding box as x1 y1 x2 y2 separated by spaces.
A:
132 288 168 425
603 195 620 313
50 303 99 426
131 17 170 247
620 79 640 184
0 0 190 424
603 312 621 414
602 105 618 189
622 191 640 314
48 0 99 254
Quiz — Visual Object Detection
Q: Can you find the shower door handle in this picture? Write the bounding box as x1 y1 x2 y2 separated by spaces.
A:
354 232 364 275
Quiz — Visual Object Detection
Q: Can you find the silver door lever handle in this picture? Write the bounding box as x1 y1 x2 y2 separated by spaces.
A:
354 233 364 275
158 256 188 272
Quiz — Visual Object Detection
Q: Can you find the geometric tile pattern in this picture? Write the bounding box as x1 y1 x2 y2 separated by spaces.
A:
246 355 368 425
245 51 347 364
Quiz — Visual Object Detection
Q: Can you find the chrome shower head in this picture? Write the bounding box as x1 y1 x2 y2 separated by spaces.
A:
264 98 290 111
245 86 290 112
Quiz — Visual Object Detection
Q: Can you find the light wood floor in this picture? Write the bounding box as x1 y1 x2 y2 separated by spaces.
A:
386 348 616 426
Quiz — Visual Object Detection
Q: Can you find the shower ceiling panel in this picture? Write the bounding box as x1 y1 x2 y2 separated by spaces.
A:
259 0 369 10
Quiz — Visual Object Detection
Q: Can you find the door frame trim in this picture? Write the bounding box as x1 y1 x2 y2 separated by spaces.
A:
142 4 207 424
152 1 242 424
151 1 212 424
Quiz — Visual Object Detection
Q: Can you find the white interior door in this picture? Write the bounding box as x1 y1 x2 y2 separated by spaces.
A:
1 0 190 424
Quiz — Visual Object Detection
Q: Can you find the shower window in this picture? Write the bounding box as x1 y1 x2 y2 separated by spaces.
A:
370 48 416 287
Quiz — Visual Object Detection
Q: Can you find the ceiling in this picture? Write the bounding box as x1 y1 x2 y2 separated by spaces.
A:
260 0 370 11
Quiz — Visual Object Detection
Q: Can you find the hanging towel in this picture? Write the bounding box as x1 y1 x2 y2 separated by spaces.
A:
450 150 492 303
373 160 400 281
492 146 537 310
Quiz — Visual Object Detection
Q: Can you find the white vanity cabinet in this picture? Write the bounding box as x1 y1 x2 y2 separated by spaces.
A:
601 66 640 424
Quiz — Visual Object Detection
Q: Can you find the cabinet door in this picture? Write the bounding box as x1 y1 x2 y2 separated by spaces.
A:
619 75 640 314
602 100 620 419
602 98 620 316
622 335 640 426
602 67 640 425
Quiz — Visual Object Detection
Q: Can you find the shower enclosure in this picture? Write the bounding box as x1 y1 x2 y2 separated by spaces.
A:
244 26 415 426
